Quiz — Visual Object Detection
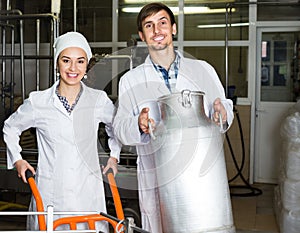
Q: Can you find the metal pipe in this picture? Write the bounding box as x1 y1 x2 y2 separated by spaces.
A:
6 0 11 11
0 9 22 15
225 6 229 97
74 0 77 31
51 0 61 14
0 22 14 27
1 26 6 102
0 12 58 21
10 25 15 113
36 19 40 91
0 55 52 59
19 19 25 101
52 16 59 84
103 54 133 70
50 21 55 85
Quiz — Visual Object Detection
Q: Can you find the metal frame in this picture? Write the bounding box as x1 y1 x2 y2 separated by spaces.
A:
0 11 59 105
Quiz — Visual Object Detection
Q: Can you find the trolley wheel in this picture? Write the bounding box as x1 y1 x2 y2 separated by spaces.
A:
124 207 141 227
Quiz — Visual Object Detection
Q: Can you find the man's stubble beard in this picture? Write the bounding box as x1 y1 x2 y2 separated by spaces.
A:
148 42 169 52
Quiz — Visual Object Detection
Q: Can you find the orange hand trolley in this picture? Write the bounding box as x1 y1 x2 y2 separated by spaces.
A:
25 169 149 233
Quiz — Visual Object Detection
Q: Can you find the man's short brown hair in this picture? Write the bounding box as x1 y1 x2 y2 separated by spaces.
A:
137 2 176 32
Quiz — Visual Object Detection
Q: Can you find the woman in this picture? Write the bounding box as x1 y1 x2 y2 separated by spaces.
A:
3 31 121 231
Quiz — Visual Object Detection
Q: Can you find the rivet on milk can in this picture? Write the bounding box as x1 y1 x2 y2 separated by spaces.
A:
150 89 235 233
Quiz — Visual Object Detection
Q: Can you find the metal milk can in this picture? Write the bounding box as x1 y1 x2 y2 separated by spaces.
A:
153 90 235 233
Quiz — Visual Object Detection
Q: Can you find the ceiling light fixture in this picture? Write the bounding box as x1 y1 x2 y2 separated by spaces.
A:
122 6 235 14
123 0 235 3
197 22 249 28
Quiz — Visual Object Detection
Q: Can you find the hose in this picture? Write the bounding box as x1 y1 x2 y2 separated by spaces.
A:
227 107 262 197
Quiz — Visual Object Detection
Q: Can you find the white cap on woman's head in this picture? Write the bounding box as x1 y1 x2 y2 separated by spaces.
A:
53 31 92 70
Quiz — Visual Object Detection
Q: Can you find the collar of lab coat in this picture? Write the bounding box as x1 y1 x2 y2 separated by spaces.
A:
143 51 184 95
50 80 86 117
144 50 186 96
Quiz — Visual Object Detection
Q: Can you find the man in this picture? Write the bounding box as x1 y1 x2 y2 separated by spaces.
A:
113 3 234 232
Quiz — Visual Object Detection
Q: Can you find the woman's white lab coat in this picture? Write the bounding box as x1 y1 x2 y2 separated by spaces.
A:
113 52 234 233
3 81 121 231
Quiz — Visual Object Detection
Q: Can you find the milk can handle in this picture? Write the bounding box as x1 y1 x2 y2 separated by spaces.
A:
148 120 156 140
181 90 192 108
219 113 224 131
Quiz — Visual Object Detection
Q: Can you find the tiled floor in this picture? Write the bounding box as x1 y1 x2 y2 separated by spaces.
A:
0 183 280 232
232 183 279 233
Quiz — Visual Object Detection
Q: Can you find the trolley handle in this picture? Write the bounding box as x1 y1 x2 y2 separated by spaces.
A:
25 169 34 181
105 167 125 221
25 169 47 231
106 167 114 175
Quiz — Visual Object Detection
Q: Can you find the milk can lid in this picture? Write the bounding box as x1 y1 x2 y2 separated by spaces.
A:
157 89 205 101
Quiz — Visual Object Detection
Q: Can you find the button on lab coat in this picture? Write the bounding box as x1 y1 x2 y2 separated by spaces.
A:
3 81 121 231
113 51 234 233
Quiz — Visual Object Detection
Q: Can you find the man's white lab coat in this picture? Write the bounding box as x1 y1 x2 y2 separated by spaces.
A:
3 81 121 231
113 52 234 233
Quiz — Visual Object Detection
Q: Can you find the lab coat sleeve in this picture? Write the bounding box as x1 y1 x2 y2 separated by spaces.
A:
211 80 234 133
3 98 36 169
220 98 234 132
96 92 122 161
201 60 234 133
113 74 150 146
